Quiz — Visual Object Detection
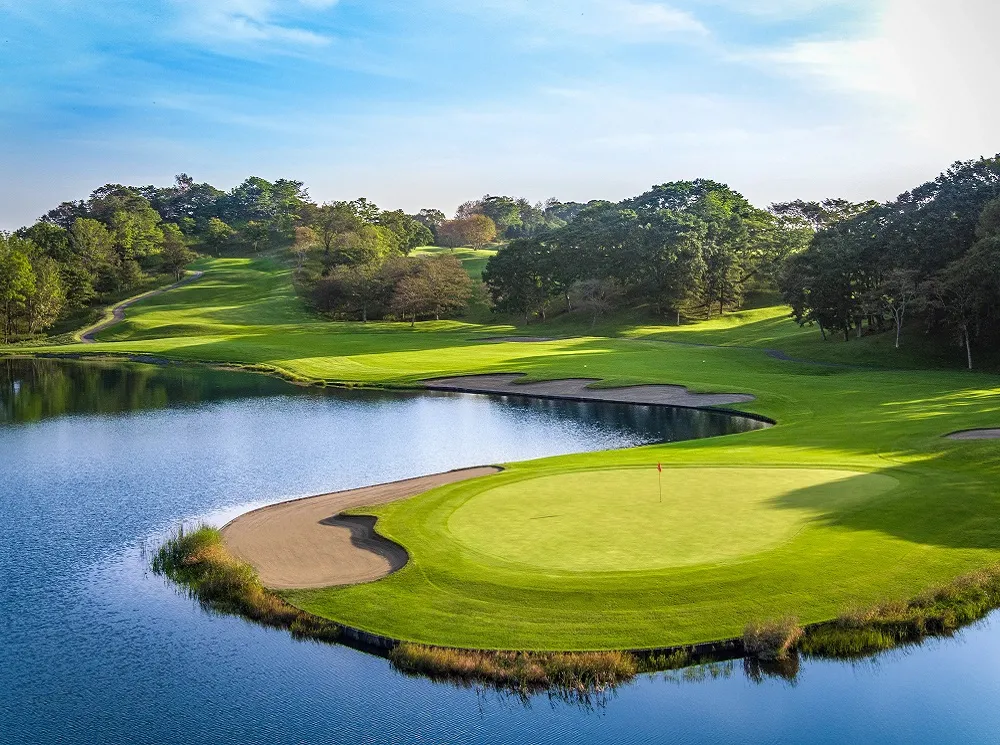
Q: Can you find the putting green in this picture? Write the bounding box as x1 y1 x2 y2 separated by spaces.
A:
447 468 899 572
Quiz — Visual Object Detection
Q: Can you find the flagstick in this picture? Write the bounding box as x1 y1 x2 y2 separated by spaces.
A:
658 469 662 504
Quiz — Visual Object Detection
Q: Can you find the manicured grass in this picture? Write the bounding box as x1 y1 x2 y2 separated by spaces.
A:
15 254 1000 650
444 467 897 572
411 245 497 279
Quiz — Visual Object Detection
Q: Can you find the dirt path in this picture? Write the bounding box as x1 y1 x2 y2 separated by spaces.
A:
78 270 204 343
424 373 755 409
221 467 500 589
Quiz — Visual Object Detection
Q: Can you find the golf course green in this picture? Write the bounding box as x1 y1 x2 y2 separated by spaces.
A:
445 468 898 572
20 254 1000 650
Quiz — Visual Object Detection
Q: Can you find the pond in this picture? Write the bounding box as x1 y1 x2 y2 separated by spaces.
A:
2 357 999 744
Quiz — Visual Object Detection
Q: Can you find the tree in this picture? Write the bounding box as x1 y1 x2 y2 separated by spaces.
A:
390 271 434 327
387 256 471 326
871 268 921 348
325 262 386 322
42 201 88 230
464 215 497 247
479 196 523 237
421 255 475 319
414 208 446 238
23 255 65 334
0 235 36 342
307 202 363 255
204 217 236 254
377 210 434 253
68 218 114 301
438 215 497 248
291 226 317 270
569 278 623 326
241 221 269 253
770 198 879 232
483 239 555 322
160 223 196 280
330 224 395 269
19 222 71 262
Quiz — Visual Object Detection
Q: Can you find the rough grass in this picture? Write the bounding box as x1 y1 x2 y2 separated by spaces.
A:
743 617 804 660
801 564 1000 658
17 254 1000 651
153 526 340 642
389 645 638 692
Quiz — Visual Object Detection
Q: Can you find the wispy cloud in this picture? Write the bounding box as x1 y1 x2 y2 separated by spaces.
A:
705 0 853 18
168 0 339 46
450 0 707 43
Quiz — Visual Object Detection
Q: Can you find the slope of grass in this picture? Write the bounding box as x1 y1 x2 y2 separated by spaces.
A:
411 245 497 280
15 255 1000 650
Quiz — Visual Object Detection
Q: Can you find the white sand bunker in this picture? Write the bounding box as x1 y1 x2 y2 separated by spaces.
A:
424 373 755 409
947 429 1000 440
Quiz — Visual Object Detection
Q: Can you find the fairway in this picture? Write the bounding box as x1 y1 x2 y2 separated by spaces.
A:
447 468 898 572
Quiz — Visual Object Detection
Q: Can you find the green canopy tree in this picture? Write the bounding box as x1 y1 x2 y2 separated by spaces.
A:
0 235 36 341
160 224 197 280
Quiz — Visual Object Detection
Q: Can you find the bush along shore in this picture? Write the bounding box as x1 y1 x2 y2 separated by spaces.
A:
153 526 1000 693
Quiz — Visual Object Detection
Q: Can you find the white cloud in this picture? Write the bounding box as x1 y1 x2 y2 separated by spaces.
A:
169 0 338 46
747 0 1000 156
705 0 851 18
454 0 707 43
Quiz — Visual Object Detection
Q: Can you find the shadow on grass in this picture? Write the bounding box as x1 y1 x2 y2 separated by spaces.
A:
768 461 1000 552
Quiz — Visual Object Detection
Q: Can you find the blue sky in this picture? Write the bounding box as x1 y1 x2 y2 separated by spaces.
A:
1 0 996 228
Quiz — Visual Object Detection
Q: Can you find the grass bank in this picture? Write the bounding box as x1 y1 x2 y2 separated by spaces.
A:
154 525 1000 690
153 526 341 643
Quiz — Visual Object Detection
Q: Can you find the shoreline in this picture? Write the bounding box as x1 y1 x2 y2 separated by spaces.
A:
155 523 1000 693
13 352 1000 684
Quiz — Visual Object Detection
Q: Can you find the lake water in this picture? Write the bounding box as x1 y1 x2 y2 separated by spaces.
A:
3 357 1000 744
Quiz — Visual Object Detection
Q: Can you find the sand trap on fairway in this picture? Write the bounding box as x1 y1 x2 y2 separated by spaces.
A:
222 467 499 589
447 467 898 572
424 373 755 409
946 429 1000 440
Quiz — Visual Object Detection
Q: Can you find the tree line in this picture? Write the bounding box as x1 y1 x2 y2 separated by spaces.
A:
778 157 1000 369
481 179 807 324
0 175 445 339
292 194 584 322
6 159 1000 368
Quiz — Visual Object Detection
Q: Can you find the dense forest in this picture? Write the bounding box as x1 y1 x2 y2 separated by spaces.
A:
779 159 1000 368
3 157 1000 368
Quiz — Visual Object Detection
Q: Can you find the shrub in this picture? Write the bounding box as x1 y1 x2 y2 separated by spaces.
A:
743 617 804 660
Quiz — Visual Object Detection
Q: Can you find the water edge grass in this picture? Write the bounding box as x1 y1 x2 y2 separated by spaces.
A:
153 524 1000 692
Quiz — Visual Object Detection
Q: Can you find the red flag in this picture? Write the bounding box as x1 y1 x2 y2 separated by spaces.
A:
657 462 662 473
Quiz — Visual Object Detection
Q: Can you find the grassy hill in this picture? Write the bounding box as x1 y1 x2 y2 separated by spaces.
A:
411 244 497 280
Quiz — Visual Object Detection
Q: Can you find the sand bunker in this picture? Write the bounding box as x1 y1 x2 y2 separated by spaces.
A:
946 429 1000 440
221 467 499 589
424 373 755 409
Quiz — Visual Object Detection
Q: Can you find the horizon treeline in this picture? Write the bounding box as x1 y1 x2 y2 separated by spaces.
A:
3 157 1000 369
780 158 1000 368
479 158 1000 368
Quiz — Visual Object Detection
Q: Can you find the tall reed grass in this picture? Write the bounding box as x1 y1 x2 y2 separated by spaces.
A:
152 525 341 641
389 644 639 692
801 563 1000 658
